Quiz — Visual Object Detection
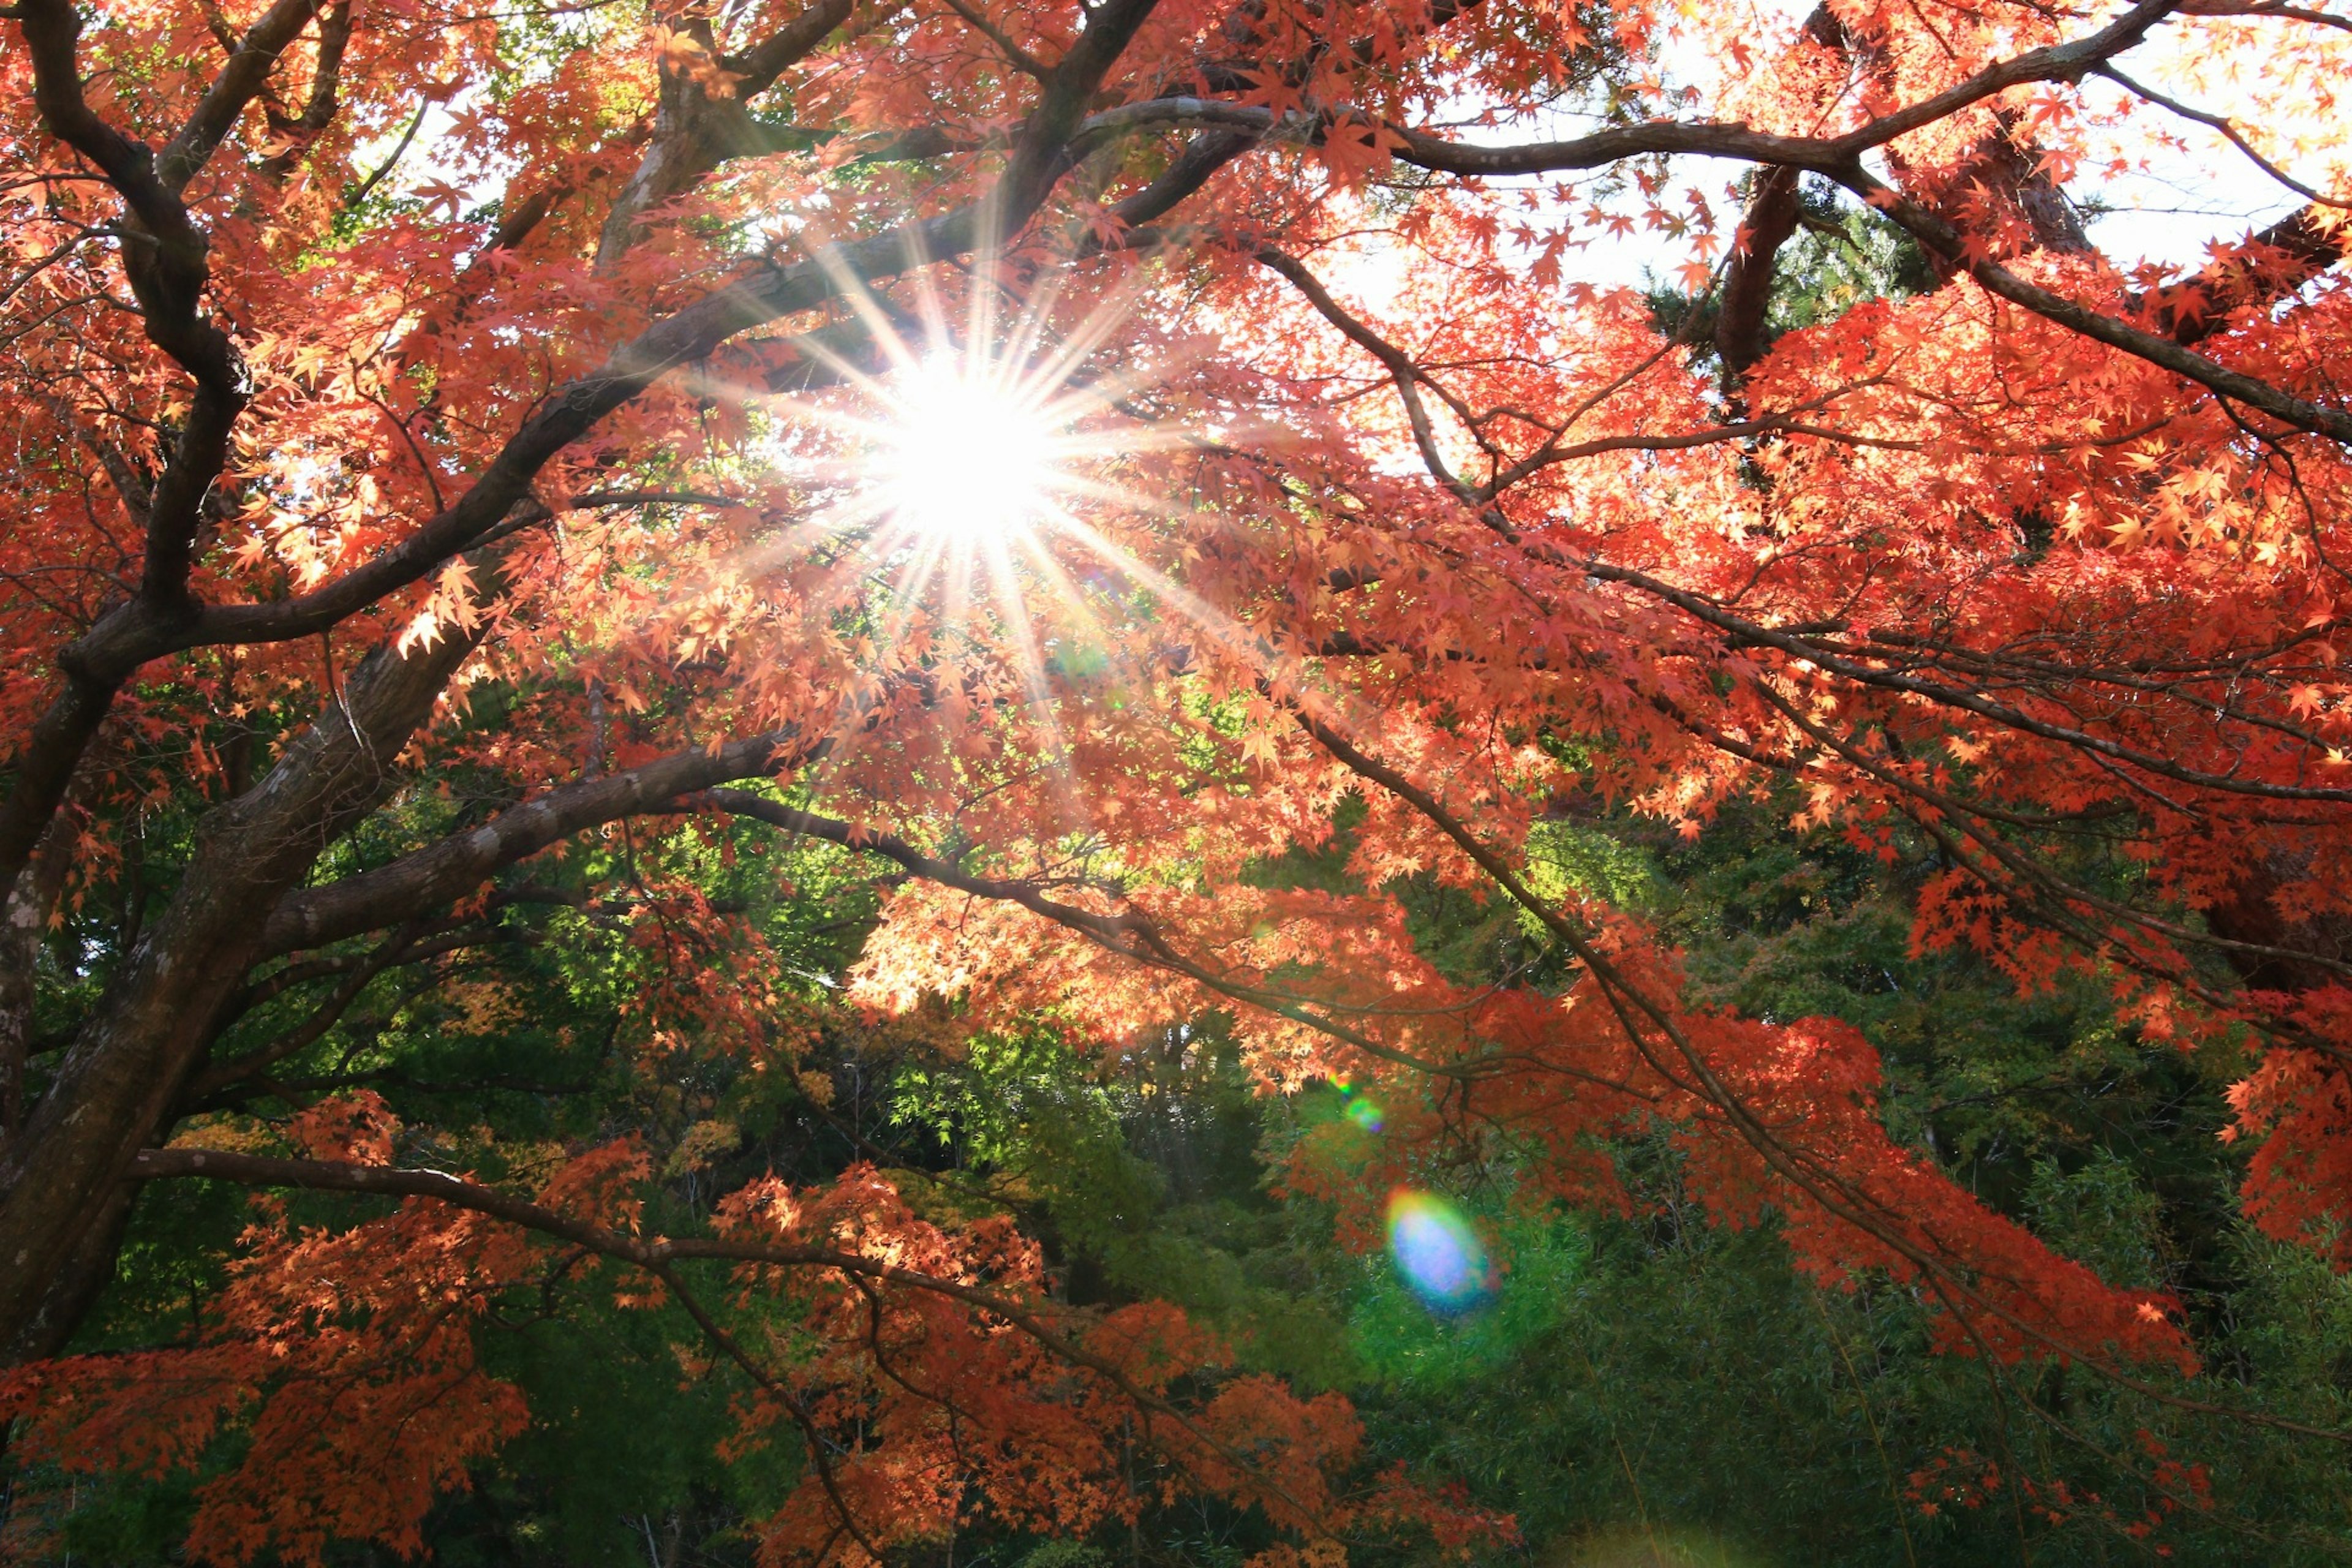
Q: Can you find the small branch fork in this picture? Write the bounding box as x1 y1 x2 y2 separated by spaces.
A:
2 0 340 891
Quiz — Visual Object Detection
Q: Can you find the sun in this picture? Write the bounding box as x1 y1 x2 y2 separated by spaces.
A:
872 360 1061 541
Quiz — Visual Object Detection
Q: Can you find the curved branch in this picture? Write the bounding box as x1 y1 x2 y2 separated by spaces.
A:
1085 1 2178 185
2095 63 2352 211
698 790 1486 1080
259 727 829 957
158 0 331 192
1831 170 2352 445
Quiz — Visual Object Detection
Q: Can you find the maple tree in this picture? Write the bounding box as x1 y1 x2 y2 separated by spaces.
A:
2 0 2351 1556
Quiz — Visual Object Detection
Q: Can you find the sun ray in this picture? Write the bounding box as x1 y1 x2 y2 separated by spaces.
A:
589 251 1339 821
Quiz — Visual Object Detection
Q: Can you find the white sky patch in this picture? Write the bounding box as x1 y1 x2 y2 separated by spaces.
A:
1599 0 2340 284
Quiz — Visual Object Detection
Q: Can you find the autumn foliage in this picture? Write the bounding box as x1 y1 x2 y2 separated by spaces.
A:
1 0 2350 1557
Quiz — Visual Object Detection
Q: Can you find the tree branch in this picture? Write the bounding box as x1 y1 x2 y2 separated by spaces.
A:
260 728 829 957
127 1145 1338 1529
1834 167 2352 445
699 790 1482 1079
157 0 330 192
1715 165 1804 393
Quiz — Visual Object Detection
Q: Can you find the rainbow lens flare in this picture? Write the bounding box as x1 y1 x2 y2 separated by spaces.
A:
1344 1096 1385 1132
1385 1190 1493 1313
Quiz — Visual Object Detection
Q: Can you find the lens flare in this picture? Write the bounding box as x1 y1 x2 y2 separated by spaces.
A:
1345 1096 1385 1133
874 360 1058 539
726 254 1271 818
1385 1190 1492 1313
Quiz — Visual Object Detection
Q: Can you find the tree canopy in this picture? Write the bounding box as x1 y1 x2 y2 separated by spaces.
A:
3 0 2352 1560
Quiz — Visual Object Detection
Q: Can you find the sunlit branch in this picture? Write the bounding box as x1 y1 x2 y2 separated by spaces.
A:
1829 169 2352 447
1563 557 2352 803
2094 62 2352 210
696 789 1490 1082
1079 0 2178 184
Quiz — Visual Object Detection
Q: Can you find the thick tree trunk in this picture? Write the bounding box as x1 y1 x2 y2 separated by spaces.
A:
0 626 481 1359
3 1179 137 1364
1 801 80 1154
